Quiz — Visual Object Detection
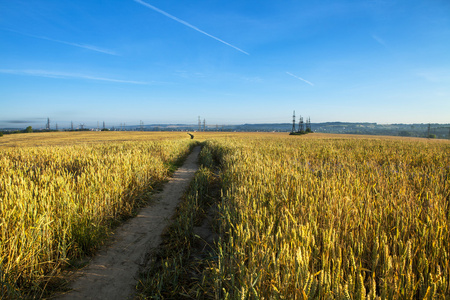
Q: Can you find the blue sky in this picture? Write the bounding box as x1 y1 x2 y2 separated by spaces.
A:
1 0 449 129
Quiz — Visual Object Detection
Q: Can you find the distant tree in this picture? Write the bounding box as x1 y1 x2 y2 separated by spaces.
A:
101 128 110 131
428 134 436 139
399 130 411 137
25 126 33 133
0 132 3 137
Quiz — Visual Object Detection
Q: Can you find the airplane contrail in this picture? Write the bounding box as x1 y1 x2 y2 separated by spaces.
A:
133 0 249 55
0 69 149 84
286 72 314 86
44 37 119 56
3 29 118 55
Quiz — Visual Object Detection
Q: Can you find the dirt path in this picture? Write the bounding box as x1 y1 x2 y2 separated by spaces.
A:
56 146 201 300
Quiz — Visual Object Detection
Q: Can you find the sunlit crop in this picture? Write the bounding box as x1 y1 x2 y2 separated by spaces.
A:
2 132 449 299
204 136 449 299
0 139 195 297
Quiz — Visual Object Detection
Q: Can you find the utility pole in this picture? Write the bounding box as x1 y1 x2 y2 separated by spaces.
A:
291 110 296 133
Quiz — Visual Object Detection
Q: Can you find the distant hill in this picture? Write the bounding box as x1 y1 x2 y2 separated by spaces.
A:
116 122 450 139
2 122 449 139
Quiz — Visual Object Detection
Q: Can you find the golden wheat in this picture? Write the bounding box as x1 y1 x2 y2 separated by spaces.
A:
205 136 449 299
0 138 196 297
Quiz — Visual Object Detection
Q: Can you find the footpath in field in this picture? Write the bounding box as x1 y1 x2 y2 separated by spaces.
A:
57 146 201 300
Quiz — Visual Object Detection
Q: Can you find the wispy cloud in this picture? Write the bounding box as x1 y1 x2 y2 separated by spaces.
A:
372 35 386 47
0 69 149 84
133 0 249 55
4 29 118 55
416 69 450 83
286 72 314 86
43 37 119 56
4 119 42 124
242 76 263 83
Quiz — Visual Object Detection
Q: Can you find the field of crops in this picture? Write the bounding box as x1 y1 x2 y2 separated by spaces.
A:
202 136 449 299
0 134 197 298
1 132 449 298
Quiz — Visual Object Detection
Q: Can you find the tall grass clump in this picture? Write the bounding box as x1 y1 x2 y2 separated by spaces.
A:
205 137 449 299
0 139 196 297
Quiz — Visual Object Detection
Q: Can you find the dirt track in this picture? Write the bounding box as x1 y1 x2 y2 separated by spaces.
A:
56 146 201 300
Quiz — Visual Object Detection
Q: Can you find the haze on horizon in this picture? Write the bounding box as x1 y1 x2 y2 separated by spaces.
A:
1 0 449 129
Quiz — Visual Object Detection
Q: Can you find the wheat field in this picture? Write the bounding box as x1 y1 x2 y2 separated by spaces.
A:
202 135 449 299
0 133 197 297
1 132 449 298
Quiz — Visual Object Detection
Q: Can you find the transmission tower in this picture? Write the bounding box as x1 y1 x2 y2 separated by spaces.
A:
291 110 296 133
103 121 105 130
203 119 206 132
299 116 304 132
306 117 311 132
71 121 74 131
198 116 201 132
140 120 144 131
46 118 50 130
55 123 58 130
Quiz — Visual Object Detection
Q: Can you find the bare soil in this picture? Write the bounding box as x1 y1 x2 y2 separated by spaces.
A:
55 146 201 300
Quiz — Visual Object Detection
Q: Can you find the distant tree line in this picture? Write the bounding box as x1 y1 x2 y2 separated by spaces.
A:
1 126 34 136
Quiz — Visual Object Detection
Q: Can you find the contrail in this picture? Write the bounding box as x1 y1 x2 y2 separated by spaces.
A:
3 29 118 55
286 72 314 86
372 35 386 47
133 0 249 55
44 37 119 56
0 69 149 84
